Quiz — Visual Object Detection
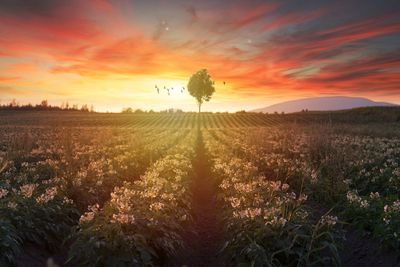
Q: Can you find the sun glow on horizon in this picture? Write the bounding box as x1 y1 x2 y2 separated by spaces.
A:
0 0 400 111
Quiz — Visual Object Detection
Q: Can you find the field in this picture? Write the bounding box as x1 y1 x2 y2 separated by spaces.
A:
1 108 400 267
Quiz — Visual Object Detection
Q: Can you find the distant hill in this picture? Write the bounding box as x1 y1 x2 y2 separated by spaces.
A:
251 96 397 113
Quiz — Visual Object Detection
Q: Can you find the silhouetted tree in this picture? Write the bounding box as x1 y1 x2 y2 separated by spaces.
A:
121 107 133 113
81 104 89 112
0 99 93 112
187 69 215 113
134 109 144 114
10 99 18 107
40 100 48 108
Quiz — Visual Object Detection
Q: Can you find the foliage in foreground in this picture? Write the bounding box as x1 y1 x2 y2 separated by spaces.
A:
220 126 400 252
67 140 195 266
204 131 343 266
1 114 400 265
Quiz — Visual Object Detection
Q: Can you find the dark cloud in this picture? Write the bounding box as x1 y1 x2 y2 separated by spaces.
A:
185 5 198 22
322 50 400 73
312 70 382 82
0 0 63 17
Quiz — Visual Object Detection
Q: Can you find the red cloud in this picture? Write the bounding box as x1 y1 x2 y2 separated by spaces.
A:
260 6 329 32
1 0 399 104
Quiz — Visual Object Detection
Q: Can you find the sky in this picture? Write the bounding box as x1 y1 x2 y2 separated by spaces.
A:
0 0 399 112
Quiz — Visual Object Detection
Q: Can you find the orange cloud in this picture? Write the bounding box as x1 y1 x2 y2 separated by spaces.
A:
0 76 20 82
0 0 399 110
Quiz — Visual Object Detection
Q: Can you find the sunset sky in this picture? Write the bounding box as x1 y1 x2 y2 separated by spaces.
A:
0 0 399 112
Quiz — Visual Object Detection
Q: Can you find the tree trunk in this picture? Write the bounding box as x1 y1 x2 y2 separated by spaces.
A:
198 102 201 113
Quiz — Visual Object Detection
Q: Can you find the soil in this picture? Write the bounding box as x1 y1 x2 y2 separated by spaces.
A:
310 202 400 267
13 129 400 267
15 242 69 267
339 229 400 267
168 129 225 267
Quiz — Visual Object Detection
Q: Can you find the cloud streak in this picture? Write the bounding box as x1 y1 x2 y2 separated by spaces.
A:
0 0 399 110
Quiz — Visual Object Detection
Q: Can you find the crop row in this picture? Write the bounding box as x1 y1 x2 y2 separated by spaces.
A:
67 129 197 266
203 129 341 266
0 113 288 129
208 126 400 252
0 126 190 265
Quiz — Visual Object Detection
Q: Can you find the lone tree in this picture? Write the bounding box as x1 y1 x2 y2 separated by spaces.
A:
188 69 215 113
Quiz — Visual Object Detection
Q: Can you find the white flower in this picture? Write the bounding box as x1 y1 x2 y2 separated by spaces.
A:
228 197 241 208
383 217 390 225
384 204 389 213
347 191 360 203
0 188 8 199
343 179 352 185
36 187 58 204
360 200 369 209
369 192 380 200
320 215 338 226
149 202 164 211
111 213 135 224
392 200 400 212
310 170 318 184
265 216 287 227
62 197 74 205
79 204 100 224
281 183 290 191
8 201 17 209
19 183 38 198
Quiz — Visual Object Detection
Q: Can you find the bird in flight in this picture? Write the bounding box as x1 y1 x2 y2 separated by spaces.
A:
155 84 187 96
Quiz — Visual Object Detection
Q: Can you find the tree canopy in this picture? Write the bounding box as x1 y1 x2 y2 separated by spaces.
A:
187 69 215 112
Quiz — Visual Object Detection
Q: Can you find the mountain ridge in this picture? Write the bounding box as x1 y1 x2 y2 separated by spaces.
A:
251 96 397 113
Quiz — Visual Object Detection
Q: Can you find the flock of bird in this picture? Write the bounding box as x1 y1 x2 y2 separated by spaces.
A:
155 85 185 95
155 81 226 95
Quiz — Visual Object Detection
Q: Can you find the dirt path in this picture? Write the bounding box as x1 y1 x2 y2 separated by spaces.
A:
15 242 69 267
169 129 224 267
310 202 400 267
340 229 400 267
